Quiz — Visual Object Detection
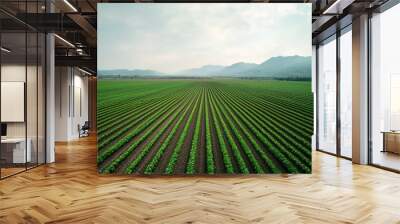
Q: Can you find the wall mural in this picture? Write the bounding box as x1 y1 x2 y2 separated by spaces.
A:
97 3 313 175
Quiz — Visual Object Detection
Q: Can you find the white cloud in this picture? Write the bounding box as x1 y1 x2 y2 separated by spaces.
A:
98 3 311 73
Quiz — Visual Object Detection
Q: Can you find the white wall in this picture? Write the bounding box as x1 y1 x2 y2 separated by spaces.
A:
55 66 70 141
1 65 26 139
69 72 89 139
1 65 42 137
55 67 89 141
1 82 25 122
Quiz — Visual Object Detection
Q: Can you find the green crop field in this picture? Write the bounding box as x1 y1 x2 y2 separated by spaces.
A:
97 79 313 174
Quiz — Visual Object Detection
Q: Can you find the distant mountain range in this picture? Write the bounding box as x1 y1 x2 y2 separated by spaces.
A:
99 55 311 79
98 69 165 76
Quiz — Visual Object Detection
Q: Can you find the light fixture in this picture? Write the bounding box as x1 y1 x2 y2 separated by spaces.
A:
63 0 78 12
76 48 85 55
1 47 11 53
78 67 93 76
322 0 354 15
54 34 75 48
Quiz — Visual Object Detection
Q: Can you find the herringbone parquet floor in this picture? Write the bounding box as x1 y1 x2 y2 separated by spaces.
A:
1 135 400 224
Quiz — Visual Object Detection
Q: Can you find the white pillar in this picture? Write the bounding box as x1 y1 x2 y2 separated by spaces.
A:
46 32 55 163
45 0 56 163
352 14 369 164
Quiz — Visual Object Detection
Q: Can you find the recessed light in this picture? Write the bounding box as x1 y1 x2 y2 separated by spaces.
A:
54 34 75 48
1 47 11 53
78 67 93 76
322 0 353 15
63 0 78 12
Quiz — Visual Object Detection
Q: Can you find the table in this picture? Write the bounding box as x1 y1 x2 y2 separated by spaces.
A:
1 138 31 163
381 131 400 154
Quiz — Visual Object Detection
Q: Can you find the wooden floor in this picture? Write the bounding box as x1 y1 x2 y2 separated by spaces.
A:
372 150 400 171
1 167 26 178
1 136 400 224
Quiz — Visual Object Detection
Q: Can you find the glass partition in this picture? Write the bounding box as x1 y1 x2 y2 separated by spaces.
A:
0 1 46 179
1 31 28 177
27 31 38 169
371 3 400 171
317 36 337 154
38 32 45 165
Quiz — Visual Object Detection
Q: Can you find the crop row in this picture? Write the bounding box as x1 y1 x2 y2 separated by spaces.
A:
98 89 191 150
97 88 189 130
216 88 311 157
97 88 196 164
98 79 312 174
214 89 310 173
101 89 198 173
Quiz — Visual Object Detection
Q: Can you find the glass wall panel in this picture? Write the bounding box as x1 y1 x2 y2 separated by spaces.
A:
339 28 352 158
25 0 45 169
317 36 337 154
1 31 27 177
38 32 45 165
371 3 400 171
0 1 46 179
27 31 38 169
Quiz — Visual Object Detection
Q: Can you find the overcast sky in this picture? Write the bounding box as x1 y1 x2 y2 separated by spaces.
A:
98 3 311 73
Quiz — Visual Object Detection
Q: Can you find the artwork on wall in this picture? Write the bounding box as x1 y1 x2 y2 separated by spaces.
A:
97 3 313 175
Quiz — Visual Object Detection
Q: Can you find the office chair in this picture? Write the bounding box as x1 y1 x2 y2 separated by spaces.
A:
79 121 90 138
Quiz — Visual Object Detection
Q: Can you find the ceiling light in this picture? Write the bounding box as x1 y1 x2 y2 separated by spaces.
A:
1 47 11 53
54 34 75 48
76 48 84 55
78 67 93 76
322 0 354 15
63 0 78 12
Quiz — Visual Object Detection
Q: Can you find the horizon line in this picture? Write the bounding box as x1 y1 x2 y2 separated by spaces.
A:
98 54 312 72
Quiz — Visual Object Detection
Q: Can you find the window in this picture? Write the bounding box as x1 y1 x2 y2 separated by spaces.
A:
317 36 337 154
339 28 352 158
370 3 400 171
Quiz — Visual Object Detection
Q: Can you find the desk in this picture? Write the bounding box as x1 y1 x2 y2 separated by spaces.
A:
1 138 31 163
382 131 400 154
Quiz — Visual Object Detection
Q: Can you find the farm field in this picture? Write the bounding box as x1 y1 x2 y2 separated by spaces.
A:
97 79 313 174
